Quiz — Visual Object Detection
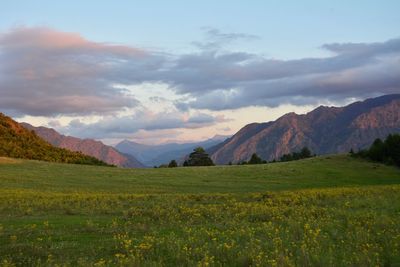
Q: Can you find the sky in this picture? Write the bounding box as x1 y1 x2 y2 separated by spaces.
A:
1 1 399 144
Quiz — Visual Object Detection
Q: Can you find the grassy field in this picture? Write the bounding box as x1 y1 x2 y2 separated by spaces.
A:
0 155 400 266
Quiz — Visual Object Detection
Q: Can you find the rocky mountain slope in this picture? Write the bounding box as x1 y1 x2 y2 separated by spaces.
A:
0 113 109 166
208 94 400 164
22 123 144 168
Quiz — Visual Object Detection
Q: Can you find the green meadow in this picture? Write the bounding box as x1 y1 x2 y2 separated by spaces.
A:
0 155 400 266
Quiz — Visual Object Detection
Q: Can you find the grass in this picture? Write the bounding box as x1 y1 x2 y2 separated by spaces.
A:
0 155 399 194
0 155 400 266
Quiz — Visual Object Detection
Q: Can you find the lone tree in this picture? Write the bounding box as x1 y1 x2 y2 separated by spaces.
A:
185 147 214 166
248 153 263 164
168 159 178 168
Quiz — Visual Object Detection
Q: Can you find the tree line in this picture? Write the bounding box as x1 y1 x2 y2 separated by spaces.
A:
158 146 314 168
351 134 400 167
156 147 214 168
236 147 314 165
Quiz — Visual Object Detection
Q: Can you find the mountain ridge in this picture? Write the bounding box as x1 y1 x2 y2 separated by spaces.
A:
208 94 400 164
22 123 144 168
0 113 109 166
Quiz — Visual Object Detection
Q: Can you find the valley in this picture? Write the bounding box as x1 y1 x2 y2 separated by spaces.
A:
0 155 399 266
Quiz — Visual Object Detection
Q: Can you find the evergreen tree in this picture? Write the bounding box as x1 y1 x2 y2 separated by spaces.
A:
383 134 400 166
168 160 178 168
300 147 312 158
186 147 214 166
279 147 313 162
248 153 263 164
368 138 385 162
355 134 400 167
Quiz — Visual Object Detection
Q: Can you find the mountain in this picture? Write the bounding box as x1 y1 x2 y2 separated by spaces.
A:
208 94 400 164
0 113 109 166
115 135 229 166
22 123 144 168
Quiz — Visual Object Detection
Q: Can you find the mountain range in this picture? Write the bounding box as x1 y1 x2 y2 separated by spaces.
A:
208 94 400 164
0 113 108 166
115 135 228 167
22 123 144 168
2 94 398 167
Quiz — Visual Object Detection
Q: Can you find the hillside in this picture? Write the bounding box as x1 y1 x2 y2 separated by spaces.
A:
0 113 109 166
209 94 400 164
116 135 228 166
22 123 144 168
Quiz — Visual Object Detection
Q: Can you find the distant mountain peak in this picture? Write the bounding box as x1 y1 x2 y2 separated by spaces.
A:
115 135 230 166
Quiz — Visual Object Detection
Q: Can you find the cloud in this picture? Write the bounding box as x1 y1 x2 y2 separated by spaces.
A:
1 26 399 117
192 27 260 51
167 38 400 110
56 109 227 139
126 129 183 145
0 26 161 116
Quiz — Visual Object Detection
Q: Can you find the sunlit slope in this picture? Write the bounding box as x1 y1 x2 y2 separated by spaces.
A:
0 113 109 166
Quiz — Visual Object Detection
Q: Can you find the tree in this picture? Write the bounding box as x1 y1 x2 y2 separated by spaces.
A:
168 159 178 168
248 153 263 164
383 134 400 166
355 134 400 167
279 147 313 162
368 138 385 162
300 147 312 158
186 147 214 166
280 153 293 162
